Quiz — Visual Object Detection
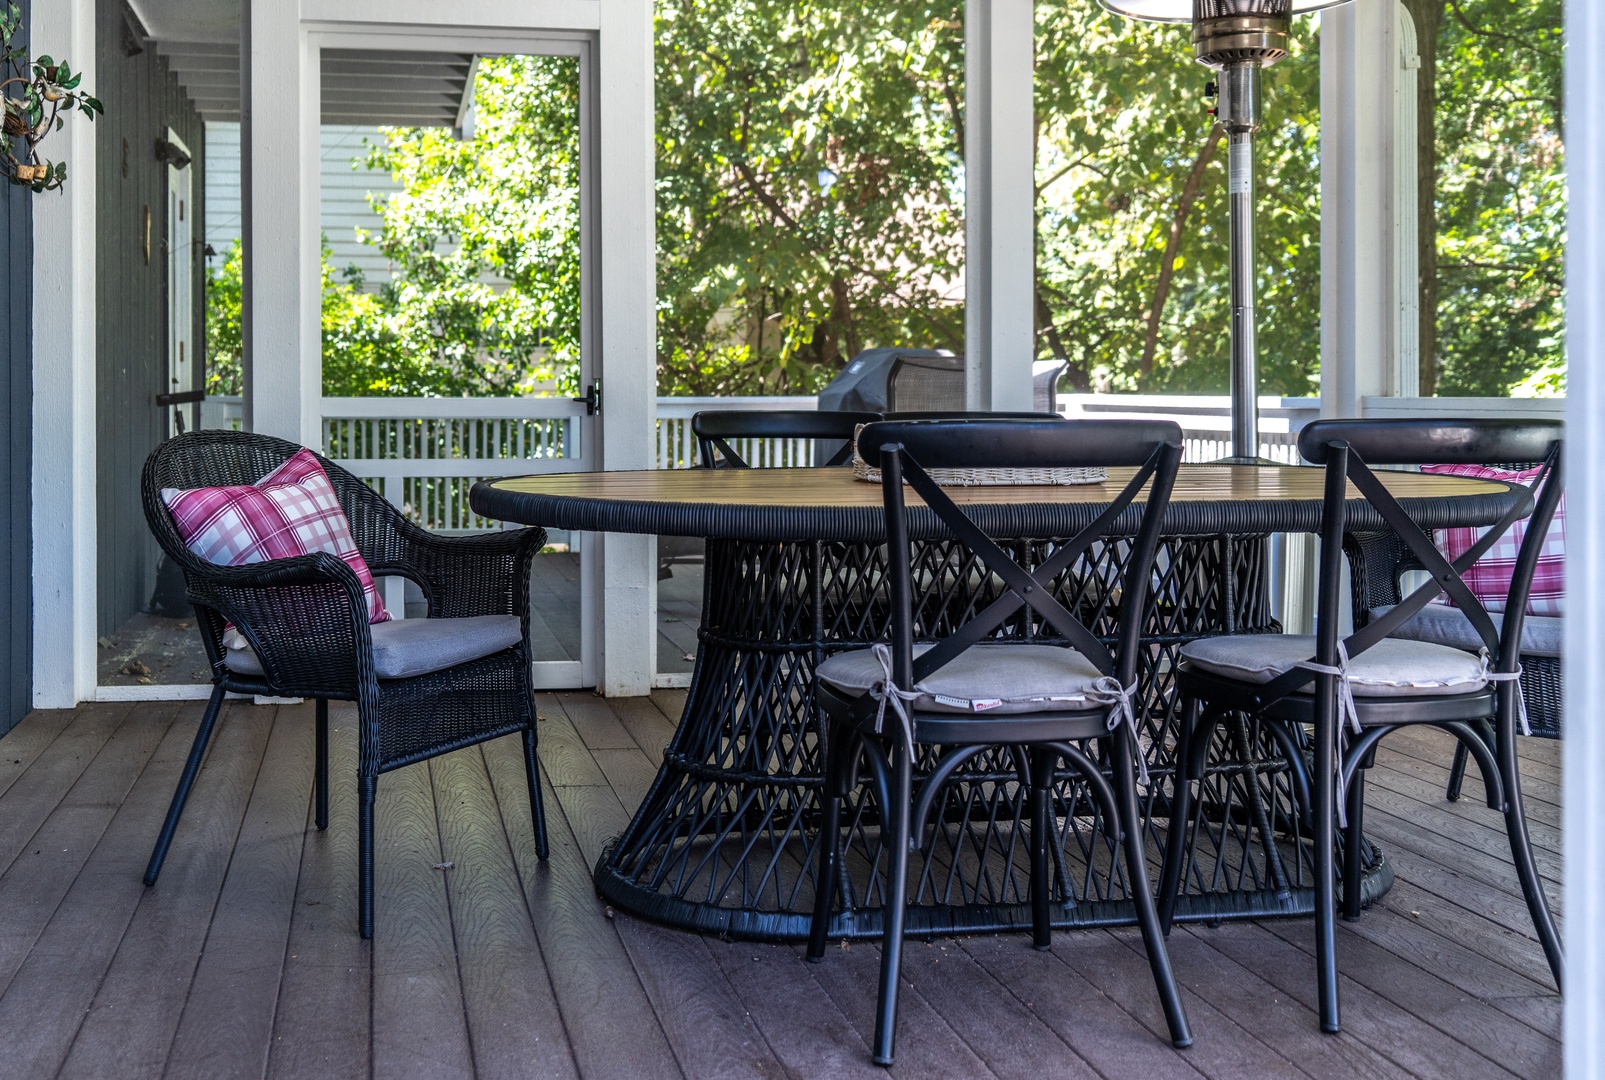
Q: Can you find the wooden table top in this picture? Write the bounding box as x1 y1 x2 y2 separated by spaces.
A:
472 464 1526 542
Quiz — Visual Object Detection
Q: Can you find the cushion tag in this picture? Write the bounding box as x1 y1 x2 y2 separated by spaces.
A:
970 698 1004 712
932 693 971 710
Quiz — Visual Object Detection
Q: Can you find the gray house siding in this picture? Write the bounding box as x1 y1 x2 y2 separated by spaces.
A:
95 0 204 635
0 0 32 732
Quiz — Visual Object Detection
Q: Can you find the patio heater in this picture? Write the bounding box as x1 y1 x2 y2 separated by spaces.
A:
1098 0 1350 461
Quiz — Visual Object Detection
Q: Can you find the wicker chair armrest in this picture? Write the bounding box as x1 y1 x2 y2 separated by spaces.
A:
183 552 375 697
372 526 547 620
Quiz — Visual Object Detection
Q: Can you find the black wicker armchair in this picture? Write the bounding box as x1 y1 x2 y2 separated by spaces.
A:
141 430 550 938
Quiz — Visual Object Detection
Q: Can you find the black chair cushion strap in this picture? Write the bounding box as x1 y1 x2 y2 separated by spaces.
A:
900 447 1164 685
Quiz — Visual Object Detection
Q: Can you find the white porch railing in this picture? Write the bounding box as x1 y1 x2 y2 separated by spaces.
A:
193 393 1563 532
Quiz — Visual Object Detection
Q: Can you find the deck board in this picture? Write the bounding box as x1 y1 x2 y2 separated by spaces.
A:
0 699 1563 1080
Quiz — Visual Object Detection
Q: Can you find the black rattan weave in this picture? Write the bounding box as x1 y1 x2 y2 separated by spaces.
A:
141 430 551 938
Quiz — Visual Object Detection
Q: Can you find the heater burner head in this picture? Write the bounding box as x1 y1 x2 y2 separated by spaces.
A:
1099 0 1351 66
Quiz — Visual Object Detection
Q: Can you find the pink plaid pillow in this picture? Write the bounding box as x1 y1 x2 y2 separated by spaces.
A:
161 449 391 644
1422 463 1564 617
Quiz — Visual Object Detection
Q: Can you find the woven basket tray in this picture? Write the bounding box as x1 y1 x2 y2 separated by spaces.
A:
851 426 1107 487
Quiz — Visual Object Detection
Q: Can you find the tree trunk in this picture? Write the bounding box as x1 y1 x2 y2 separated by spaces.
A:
1402 0 1444 395
1141 123 1224 378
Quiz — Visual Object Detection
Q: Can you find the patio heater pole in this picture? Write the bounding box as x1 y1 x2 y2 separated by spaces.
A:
1223 61 1261 461
1098 0 1351 462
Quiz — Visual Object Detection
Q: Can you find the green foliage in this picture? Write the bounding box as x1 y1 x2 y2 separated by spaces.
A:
1034 10 1321 394
205 238 444 397
654 0 966 395
359 55 583 396
1432 0 1564 397
0 3 102 192
226 2 1561 401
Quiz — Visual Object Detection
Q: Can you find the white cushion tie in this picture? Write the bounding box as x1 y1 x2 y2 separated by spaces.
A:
1082 676 1149 788
1295 642 1364 827
1477 650 1529 737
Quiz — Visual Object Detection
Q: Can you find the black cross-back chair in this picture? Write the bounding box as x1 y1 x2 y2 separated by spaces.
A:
692 409 882 469
806 418 1192 1066
141 430 550 938
1157 418 1563 1035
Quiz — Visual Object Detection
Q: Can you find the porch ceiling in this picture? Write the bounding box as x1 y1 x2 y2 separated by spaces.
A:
127 1 474 127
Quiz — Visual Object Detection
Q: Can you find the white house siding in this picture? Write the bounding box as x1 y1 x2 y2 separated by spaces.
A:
205 120 402 289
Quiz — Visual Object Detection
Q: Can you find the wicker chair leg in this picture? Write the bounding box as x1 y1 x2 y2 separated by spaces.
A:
1446 742 1469 802
315 700 330 832
523 729 549 860
145 684 227 887
359 774 377 939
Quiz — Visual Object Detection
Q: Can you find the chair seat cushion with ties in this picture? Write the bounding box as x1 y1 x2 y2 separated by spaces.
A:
816 641 1110 715
224 613 524 681
160 447 392 641
1180 634 1493 698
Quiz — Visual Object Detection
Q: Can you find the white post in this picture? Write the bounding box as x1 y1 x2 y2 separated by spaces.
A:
242 0 320 445
1566 0 1605 1071
1319 0 1416 419
964 0 1035 412
596 0 657 696
30 0 98 707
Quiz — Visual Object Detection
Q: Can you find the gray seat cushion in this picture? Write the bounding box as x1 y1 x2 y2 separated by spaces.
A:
1369 605 1562 659
1180 634 1490 697
816 642 1110 715
225 614 523 681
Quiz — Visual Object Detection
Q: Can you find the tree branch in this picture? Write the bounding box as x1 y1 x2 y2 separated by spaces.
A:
1140 122 1223 377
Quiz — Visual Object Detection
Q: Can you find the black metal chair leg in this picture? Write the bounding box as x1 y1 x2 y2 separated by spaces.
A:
1313 676 1341 1034
145 684 227 887
1446 742 1470 802
314 699 329 831
1029 747 1053 951
1113 730 1192 1049
523 728 549 860
1158 697 1200 936
1342 768 1366 921
1498 726 1563 988
872 744 913 1068
808 733 846 962
359 774 377 939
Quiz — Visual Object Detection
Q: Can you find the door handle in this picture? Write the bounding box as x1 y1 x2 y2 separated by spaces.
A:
571 381 601 416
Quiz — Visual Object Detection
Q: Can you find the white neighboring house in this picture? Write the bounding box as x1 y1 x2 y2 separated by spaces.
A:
206 121 404 291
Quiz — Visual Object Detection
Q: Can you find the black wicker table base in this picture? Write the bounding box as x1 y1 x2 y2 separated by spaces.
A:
594 534 1393 942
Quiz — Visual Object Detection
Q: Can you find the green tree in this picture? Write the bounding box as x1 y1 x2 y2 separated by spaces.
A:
654 0 966 395
1430 0 1564 396
361 54 583 396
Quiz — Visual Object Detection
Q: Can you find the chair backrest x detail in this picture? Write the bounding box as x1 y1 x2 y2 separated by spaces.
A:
692 409 882 469
1260 418 1565 707
857 418 1184 700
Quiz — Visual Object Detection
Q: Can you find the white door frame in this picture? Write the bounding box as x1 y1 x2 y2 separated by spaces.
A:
246 0 656 695
165 128 196 435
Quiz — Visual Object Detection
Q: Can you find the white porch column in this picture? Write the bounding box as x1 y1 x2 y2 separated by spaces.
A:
1566 0 1605 1072
242 0 320 445
1319 0 1418 419
30 0 98 707
964 0 1035 412
596 0 657 696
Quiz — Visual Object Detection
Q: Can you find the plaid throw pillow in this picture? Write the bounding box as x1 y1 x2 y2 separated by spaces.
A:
161 448 391 645
1422 462 1564 617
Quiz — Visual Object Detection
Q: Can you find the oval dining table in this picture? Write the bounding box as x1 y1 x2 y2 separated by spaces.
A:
472 464 1527 943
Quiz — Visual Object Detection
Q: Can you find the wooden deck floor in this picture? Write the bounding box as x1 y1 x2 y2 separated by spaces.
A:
0 693 1561 1079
